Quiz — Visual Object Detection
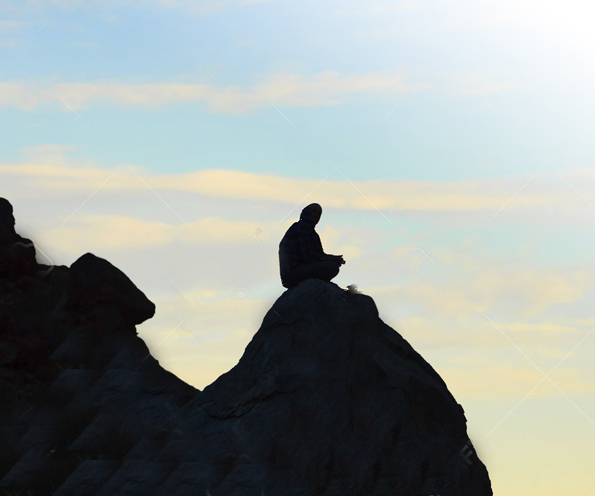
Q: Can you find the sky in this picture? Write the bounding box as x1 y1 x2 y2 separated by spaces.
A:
2 0 595 494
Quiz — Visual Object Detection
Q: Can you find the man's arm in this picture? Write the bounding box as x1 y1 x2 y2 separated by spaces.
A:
298 225 345 264
297 223 325 263
312 230 334 260
311 229 345 263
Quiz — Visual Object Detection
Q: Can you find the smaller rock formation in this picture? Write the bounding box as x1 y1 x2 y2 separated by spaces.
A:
69 253 156 328
0 199 197 494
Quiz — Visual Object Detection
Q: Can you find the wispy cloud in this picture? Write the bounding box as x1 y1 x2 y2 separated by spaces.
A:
156 0 272 17
0 39 18 48
372 263 591 321
0 20 24 31
0 0 272 16
330 1 423 18
436 69 518 96
373 244 594 320
4 146 595 217
0 70 516 113
0 68 430 113
41 214 267 253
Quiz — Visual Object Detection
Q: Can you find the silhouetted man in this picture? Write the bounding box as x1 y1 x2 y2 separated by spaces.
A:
278 203 345 289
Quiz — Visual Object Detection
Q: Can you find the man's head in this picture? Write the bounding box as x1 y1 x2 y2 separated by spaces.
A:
300 203 322 226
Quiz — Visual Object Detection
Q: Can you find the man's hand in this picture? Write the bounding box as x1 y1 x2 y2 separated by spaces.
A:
333 254 346 265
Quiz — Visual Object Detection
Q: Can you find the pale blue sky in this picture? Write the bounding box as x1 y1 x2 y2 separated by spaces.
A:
2 0 594 181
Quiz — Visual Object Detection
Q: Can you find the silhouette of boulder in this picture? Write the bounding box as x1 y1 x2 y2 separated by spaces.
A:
69 253 156 327
0 197 493 495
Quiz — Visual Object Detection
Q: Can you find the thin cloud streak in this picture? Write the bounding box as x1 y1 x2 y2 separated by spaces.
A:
4 151 595 215
0 69 430 113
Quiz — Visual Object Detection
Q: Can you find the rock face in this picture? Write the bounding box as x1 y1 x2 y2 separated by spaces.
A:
0 198 493 495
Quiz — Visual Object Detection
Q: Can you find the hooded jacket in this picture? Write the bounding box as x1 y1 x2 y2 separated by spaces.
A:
278 203 331 280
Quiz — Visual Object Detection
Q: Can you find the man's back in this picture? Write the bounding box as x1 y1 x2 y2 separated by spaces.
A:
278 220 324 279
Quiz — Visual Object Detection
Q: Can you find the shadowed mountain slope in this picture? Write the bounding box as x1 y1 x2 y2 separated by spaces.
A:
0 198 492 495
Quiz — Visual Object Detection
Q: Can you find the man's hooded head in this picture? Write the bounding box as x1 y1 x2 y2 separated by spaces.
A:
299 203 322 226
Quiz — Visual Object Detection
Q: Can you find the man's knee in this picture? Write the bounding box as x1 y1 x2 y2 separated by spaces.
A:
319 259 340 281
281 273 295 288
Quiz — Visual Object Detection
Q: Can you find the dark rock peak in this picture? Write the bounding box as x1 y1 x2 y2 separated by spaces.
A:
176 279 491 495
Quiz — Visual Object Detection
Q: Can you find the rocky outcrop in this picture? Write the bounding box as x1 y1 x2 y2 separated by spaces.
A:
0 199 197 494
0 198 493 495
